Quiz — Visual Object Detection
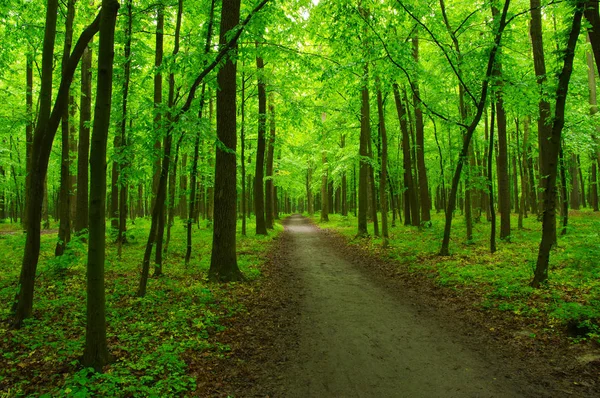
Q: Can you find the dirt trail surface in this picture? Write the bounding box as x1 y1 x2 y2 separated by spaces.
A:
199 215 598 397
277 215 534 397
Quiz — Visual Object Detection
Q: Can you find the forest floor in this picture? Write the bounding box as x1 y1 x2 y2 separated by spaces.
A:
219 214 600 397
2 214 599 396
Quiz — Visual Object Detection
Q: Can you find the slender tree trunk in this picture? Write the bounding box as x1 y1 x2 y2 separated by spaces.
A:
320 151 329 222
185 0 215 265
81 0 119 371
241 69 247 235
488 105 497 253
117 0 133 256
393 84 419 226
357 64 370 236
154 0 182 277
578 156 586 208
570 153 580 210
532 2 583 287
110 137 120 230
411 34 431 223
440 0 510 256
265 96 275 229
559 142 569 235
341 135 348 216
376 83 389 247
24 54 34 229
530 0 553 220
56 0 75 256
12 1 100 328
255 49 267 235
209 0 244 282
516 120 526 229
151 6 164 211
307 167 313 215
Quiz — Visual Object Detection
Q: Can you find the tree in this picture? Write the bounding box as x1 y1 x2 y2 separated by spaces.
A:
11 2 101 328
208 0 244 282
255 46 268 235
75 43 92 235
531 0 584 287
55 0 75 257
376 79 389 247
81 0 120 371
265 97 276 229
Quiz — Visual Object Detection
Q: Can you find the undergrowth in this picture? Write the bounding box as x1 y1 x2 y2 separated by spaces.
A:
0 217 283 397
312 210 600 344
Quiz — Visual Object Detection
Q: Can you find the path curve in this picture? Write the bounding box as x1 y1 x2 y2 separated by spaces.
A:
279 215 531 398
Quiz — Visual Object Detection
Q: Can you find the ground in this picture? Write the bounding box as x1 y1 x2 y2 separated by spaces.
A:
210 215 600 397
1 214 599 396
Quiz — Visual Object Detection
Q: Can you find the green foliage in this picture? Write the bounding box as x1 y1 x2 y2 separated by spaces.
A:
316 211 600 344
0 217 281 396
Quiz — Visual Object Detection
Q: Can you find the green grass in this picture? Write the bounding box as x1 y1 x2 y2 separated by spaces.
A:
0 216 283 397
312 210 600 343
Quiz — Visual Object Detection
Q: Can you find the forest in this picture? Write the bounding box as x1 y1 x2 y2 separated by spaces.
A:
2 0 600 396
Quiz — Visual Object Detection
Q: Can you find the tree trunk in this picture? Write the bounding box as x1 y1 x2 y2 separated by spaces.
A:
357 64 370 236
75 40 92 235
393 84 419 227
81 0 119 371
440 0 510 256
110 137 120 230
209 0 244 282
411 34 431 224
559 142 569 235
55 0 75 256
155 0 182 277
151 6 164 211
488 104 497 253
570 153 580 210
376 83 389 247
530 0 553 219
254 49 267 235
185 0 215 265
12 1 101 328
532 2 583 287
241 69 247 235
117 0 132 255
265 97 275 229
320 151 329 222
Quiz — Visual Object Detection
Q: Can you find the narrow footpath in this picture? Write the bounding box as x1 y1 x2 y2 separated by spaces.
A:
277 215 537 398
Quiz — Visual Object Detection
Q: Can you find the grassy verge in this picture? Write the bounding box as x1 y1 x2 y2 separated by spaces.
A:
0 217 283 397
310 211 600 344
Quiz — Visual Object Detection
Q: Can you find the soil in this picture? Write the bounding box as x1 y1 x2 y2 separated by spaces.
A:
196 215 600 397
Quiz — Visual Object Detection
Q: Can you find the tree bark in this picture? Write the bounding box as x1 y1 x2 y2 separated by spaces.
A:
75 43 92 235
393 84 419 227
265 97 275 229
357 64 370 236
208 0 244 282
488 104 497 253
254 49 268 235
411 34 431 223
12 2 101 328
320 152 329 222
440 0 511 256
376 82 389 247
24 54 34 230
117 0 133 256
151 6 164 211
185 0 215 265
532 1 583 287
81 0 119 371
55 0 75 256
530 0 553 220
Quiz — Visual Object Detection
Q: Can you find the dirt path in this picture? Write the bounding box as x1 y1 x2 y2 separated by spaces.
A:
278 215 537 398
